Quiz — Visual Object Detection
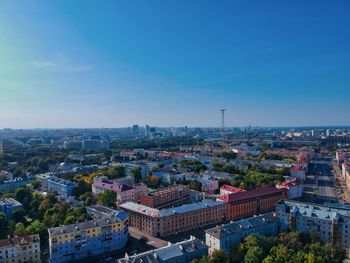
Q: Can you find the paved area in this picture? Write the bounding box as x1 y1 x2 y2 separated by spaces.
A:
303 161 338 204
129 226 168 249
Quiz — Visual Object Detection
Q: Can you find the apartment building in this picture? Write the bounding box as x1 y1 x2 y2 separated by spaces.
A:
0 198 23 218
220 185 246 196
118 236 208 263
217 187 287 221
119 200 226 237
140 185 189 209
47 177 76 197
276 200 350 254
290 166 306 181
48 213 128 263
0 234 41 263
276 178 303 199
205 213 278 254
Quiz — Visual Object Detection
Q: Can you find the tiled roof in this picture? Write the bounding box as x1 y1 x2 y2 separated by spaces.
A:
0 234 40 248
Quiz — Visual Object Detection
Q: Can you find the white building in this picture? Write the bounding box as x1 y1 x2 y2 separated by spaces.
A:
290 166 306 181
276 178 303 199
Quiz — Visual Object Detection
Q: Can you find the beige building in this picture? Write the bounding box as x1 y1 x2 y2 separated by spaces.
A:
0 234 41 263
120 200 226 237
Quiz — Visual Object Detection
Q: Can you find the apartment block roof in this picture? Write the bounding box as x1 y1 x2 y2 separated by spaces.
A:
48 216 120 237
0 234 40 249
205 212 277 239
218 187 286 203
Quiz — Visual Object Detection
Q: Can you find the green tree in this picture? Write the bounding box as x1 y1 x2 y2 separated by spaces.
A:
244 246 264 263
210 250 229 263
97 190 116 207
14 222 26 236
107 166 125 179
12 208 27 223
15 187 33 209
30 179 42 189
25 220 46 236
0 212 9 239
131 166 142 183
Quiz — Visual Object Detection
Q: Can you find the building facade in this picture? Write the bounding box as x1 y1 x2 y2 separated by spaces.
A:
120 200 226 237
290 166 306 181
205 213 278 254
217 187 287 221
0 198 23 218
276 200 350 253
48 213 128 263
47 177 76 197
140 185 189 209
276 178 303 200
0 235 41 263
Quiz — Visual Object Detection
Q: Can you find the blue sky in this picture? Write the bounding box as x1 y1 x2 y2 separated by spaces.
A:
1 0 350 128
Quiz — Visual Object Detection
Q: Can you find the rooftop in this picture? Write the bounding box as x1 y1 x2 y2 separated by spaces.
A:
48 216 120 236
120 200 225 218
218 187 286 203
205 212 277 239
118 237 207 263
220 185 246 193
0 234 40 249
277 200 350 220
0 197 22 207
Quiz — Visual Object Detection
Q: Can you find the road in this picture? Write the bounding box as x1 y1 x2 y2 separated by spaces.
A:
303 158 338 204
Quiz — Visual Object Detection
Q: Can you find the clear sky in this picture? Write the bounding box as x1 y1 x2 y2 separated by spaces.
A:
1 0 350 128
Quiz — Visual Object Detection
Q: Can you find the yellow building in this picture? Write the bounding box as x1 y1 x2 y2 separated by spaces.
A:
0 234 41 263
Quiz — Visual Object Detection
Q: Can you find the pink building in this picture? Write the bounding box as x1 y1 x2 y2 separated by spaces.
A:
290 166 306 181
220 185 246 196
276 178 303 199
92 176 147 205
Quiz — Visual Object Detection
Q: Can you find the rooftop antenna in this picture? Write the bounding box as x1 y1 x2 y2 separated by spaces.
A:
220 107 226 146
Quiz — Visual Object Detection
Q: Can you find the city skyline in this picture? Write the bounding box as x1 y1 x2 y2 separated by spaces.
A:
1 1 350 128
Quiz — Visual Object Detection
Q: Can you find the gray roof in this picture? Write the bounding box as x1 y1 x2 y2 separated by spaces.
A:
205 212 277 239
0 198 22 207
118 237 208 263
277 200 350 221
86 204 128 221
48 216 119 236
120 200 225 218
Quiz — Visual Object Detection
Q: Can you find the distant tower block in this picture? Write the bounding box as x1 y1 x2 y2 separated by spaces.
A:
220 107 226 145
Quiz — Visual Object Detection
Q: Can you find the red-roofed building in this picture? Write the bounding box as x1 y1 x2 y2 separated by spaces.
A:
217 187 287 221
0 234 41 262
290 166 306 181
220 185 246 196
276 178 303 199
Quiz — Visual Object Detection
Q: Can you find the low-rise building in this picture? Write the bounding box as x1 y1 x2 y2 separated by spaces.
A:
140 185 189 209
47 177 76 197
0 198 23 218
35 173 53 188
48 213 128 263
120 200 226 237
0 234 41 263
276 178 303 199
276 200 350 254
290 166 306 181
220 185 246 196
118 236 208 263
205 212 278 254
217 187 287 221
0 178 27 192
92 176 147 205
